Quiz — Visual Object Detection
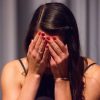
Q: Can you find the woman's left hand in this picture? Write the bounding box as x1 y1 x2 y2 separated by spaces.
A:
46 37 69 79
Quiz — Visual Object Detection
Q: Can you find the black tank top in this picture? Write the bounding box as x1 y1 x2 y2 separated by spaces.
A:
84 62 96 73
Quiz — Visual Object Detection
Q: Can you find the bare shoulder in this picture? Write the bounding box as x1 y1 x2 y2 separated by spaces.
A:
84 58 100 99
2 59 20 74
1 58 26 88
1 58 28 99
1 59 20 85
84 58 100 80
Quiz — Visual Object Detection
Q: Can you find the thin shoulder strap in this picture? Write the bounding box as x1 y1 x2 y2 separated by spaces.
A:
19 59 27 75
84 63 96 72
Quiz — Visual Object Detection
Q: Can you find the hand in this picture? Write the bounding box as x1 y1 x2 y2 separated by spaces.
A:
27 32 50 76
46 37 69 79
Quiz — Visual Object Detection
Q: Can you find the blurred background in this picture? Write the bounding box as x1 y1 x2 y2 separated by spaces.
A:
0 0 100 99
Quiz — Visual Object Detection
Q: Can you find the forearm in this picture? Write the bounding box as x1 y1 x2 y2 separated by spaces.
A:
17 73 41 100
55 78 72 100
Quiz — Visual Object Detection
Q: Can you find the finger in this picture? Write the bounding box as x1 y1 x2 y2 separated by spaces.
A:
28 32 40 53
34 32 44 51
28 40 34 55
65 44 69 55
36 38 47 61
46 37 64 57
53 37 67 53
33 32 40 46
50 56 56 67
27 40 35 62
50 57 60 78
42 46 50 62
38 37 47 54
50 57 56 76
48 44 60 63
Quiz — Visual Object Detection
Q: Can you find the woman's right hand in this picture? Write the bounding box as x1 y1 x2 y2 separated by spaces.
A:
27 32 49 76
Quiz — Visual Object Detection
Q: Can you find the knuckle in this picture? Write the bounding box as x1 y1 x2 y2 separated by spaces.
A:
35 47 38 51
31 51 36 58
36 56 41 62
56 47 60 50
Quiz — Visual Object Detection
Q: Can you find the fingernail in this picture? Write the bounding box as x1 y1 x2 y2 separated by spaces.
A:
53 37 56 40
41 32 45 36
46 37 50 40
38 32 41 35
42 36 45 40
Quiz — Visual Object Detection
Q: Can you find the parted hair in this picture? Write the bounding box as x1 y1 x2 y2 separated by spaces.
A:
25 2 85 100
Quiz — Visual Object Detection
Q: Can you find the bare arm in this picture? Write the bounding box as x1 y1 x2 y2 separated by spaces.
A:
1 32 50 100
47 36 72 100
1 63 41 100
83 64 100 100
1 62 21 100
55 78 72 100
17 73 41 100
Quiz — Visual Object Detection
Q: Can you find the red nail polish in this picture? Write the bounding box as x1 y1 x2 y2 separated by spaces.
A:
41 32 45 36
53 37 56 40
47 37 50 40
38 32 41 35
42 36 45 40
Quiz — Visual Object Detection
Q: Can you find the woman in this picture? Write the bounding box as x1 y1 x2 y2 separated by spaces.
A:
1 2 100 100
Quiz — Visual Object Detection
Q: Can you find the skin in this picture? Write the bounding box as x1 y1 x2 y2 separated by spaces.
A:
1 30 100 100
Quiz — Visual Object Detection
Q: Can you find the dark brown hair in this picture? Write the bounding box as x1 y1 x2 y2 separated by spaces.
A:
25 2 85 100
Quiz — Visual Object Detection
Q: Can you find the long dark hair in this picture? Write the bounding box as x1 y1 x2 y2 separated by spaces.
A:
25 2 85 100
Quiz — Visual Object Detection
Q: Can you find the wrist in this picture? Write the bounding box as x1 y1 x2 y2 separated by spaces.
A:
55 77 69 81
53 70 69 81
54 74 70 82
55 77 69 83
55 78 70 89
